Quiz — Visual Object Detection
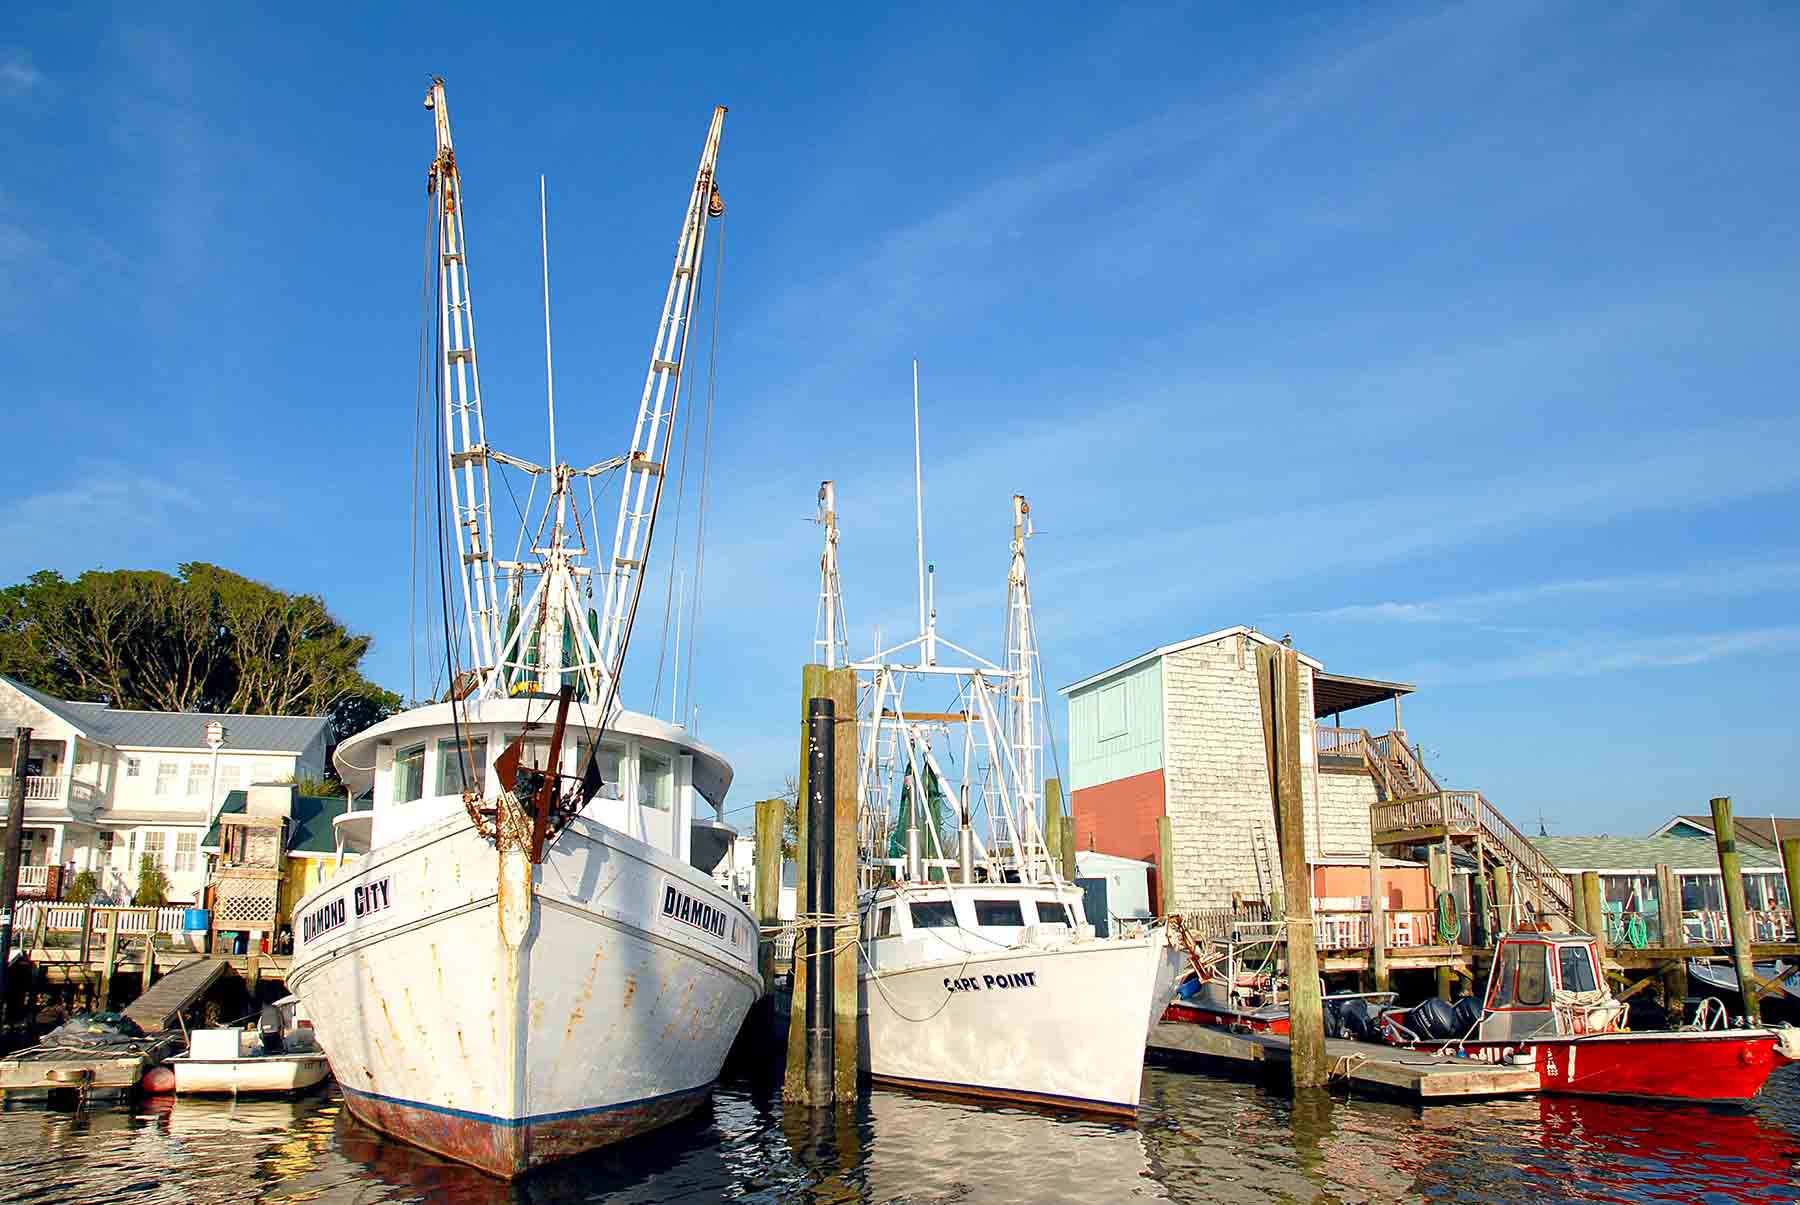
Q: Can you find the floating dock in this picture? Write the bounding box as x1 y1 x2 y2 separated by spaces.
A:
1148 1021 1540 1101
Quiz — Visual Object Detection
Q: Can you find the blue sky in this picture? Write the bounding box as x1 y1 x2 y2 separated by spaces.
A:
3 3 1797 835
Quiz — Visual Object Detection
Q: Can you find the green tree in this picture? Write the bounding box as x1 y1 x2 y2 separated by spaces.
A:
132 855 170 907
65 870 99 904
0 563 398 745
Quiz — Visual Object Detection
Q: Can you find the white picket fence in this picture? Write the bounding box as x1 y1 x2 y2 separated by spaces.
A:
9 902 190 942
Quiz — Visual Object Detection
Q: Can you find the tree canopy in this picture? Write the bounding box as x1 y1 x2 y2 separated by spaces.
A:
0 563 400 743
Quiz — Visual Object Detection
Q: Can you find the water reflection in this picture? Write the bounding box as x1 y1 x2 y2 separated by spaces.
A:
0 1062 1793 1203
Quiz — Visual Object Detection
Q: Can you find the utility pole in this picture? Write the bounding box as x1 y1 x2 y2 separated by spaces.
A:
0 727 33 1031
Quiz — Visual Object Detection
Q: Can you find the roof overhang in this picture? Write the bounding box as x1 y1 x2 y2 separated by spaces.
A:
1312 672 1413 719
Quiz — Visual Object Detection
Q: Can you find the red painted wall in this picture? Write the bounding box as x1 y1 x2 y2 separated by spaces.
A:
1071 768 1167 906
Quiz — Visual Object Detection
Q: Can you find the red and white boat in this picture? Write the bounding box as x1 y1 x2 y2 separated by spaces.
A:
1387 931 1799 1105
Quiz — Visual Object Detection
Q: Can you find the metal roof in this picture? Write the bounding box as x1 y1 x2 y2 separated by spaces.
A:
0 679 327 752
1532 835 1785 873
202 789 353 855
1650 814 1800 850
1060 626 1326 696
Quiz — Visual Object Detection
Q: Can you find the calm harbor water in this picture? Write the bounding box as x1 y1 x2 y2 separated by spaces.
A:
2 1061 1797 1203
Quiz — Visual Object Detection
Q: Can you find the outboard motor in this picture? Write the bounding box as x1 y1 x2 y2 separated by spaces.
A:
1337 996 1376 1041
1406 996 1461 1041
1450 995 1482 1036
258 1004 286 1055
1321 999 1344 1039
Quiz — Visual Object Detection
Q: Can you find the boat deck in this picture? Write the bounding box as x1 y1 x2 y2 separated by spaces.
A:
1148 1021 1540 1101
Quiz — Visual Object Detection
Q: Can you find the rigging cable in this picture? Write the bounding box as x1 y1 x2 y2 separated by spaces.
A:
410 182 437 705
682 210 725 725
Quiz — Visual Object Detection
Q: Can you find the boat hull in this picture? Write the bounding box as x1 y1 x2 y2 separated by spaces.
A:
287 812 759 1178
171 1052 331 1096
1418 1029 1788 1104
859 935 1165 1114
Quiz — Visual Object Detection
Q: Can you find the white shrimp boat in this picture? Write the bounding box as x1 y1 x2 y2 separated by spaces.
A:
286 81 756 1178
815 399 1176 1115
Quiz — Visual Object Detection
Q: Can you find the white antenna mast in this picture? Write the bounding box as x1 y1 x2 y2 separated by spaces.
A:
815 481 848 669
540 174 557 469
425 78 502 686
596 106 728 695
912 359 933 665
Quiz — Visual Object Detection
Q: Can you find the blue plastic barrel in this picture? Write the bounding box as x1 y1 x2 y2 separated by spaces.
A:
182 908 210 932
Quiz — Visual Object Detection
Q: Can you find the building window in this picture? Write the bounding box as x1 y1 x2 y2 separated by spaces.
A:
1098 682 1127 741
187 759 210 797
174 832 198 873
638 750 672 812
436 736 489 797
97 832 116 866
254 759 280 783
125 757 142 778
393 744 425 803
155 761 179 796
219 763 242 793
142 830 167 870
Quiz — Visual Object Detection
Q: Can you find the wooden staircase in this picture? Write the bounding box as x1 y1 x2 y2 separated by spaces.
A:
1329 726 1576 924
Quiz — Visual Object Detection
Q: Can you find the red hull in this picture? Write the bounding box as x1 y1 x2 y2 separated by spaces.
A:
1416 1031 1785 1104
1161 999 1290 1035
340 1082 712 1178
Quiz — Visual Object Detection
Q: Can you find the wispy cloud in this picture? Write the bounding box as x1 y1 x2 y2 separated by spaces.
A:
0 466 201 568
1412 626 1800 684
0 49 42 96
1307 561 1800 625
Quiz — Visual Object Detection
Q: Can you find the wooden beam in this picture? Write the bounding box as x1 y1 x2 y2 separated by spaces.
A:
1653 863 1686 1007
754 798 783 998
828 666 859 1104
784 663 829 1102
1369 851 1389 994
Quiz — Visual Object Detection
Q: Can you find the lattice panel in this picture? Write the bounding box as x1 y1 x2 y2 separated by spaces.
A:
214 884 278 927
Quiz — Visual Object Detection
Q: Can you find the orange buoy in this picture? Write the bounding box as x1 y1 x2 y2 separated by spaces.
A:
141 1065 176 1094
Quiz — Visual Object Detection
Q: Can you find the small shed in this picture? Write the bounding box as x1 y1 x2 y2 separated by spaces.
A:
1075 850 1154 936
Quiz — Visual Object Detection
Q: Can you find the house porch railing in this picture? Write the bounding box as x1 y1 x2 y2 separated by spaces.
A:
1180 904 1442 951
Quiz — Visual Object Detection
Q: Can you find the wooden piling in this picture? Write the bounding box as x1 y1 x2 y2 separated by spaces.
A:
1653 863 1686 1008
1156 815 1178 918
1043 787 1063 877
784 664 829 1102
141 937 157 996
1368 851 1390 994
827 666 859 1104
1709 796 1759 1024
1045 778 1076 882
1781 840 1800 939
99 915 119 1009
1492 865 1513 937
1256 643 1326 1090
1580 871 1608 977
1571 872 1592 936
754 798 783 998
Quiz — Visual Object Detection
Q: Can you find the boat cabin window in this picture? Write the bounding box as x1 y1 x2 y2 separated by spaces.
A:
1489 942 1552 1009
1557 944 1598 993
973 900 1024 927
639 750 673 811
1032 900 1075 926
435 736 488 797
393 743 425 803
573 742 624 801
910 900 957 929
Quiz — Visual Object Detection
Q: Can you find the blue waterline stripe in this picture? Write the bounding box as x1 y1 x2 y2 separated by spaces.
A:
339 1080 713 1128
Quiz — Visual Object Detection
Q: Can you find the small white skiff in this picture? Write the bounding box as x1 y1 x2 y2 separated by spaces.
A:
169 997 331 1096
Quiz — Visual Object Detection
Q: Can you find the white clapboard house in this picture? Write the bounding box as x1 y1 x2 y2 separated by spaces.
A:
0 675 329 905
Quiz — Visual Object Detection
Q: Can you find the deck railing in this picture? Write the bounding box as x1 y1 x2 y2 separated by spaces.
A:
1314 727 1370 759
1371 789 1576 920
1681 908 1797 946
0 774 67 803
8 902 191 947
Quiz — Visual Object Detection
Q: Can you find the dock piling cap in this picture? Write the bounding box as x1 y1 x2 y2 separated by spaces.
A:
46 1067 94 1084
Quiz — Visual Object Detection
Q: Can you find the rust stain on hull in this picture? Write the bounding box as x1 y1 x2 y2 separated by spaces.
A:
341 1083 713 1179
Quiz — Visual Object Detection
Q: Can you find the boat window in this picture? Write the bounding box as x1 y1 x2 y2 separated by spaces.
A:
1489 945 1518 1008
393 743 425 803
1032 900 1075 926
572 741 624 801
973 900 1024 927
1557 945 1598 993
639 750 673 811
877 907 895 938
1515 944 1550 1007
909 901 957 929
435 736 489 797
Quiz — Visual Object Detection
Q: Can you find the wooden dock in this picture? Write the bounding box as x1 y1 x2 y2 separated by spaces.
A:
1148 1021 1539 1101
122 957 232 1033
0 1035 180 1098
